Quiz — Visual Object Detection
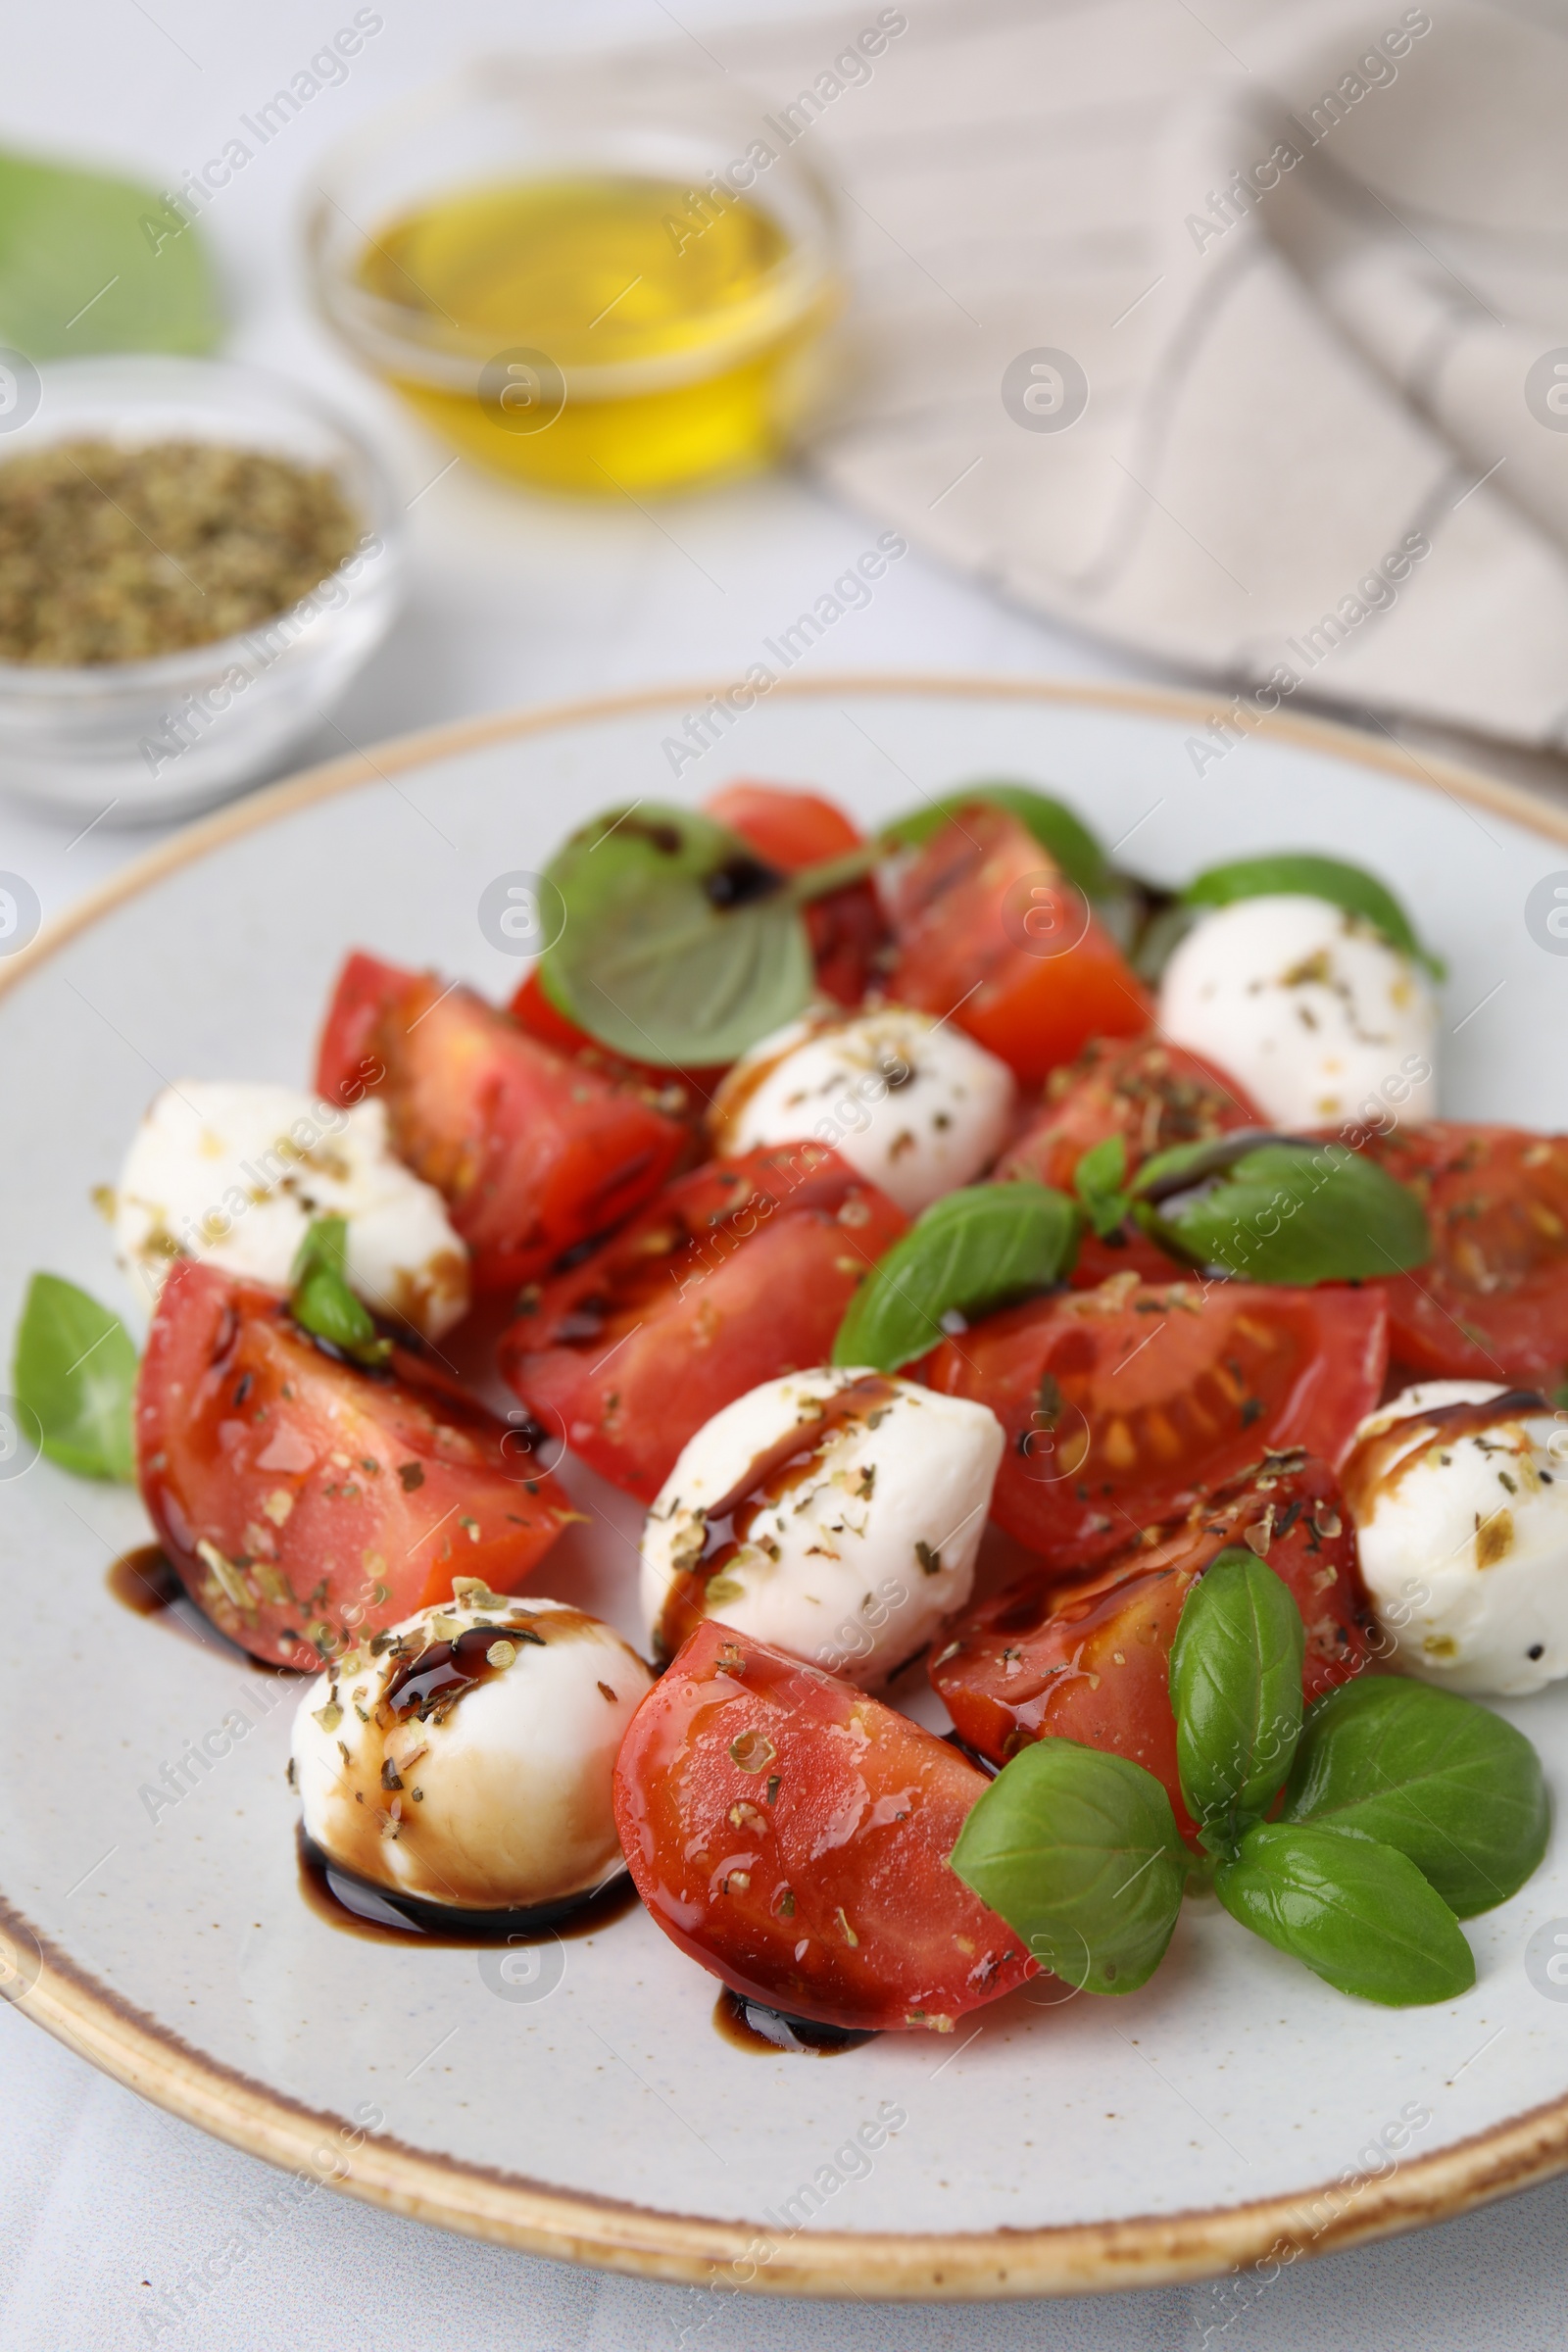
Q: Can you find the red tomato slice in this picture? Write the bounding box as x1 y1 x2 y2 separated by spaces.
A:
613 1619 1036 2033
499 1143 907 1500
704 781 862 870
705 780 887 1007
507 967 727 1120
1002 1036 1263 1192
885 807 1152 1082
802 881 889 1009
1349 1122 1568 1387
927 1276 1388 1571
315 953 686 1295
313 948 405 1109
136 1261 572 1671
932 1453 1373 1840
1065 1227 1184 1292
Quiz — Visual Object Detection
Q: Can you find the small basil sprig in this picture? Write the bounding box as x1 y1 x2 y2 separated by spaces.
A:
1169 1550 1302 1858
1214 1824 1475 2005
1130 1131 1430 1284
539 802 817 1066
13 1272 136 1480
1182 853 1444 979
1170 1567 1481 2005
881 782 1114 900
952 1550 1543 2008
1282 1679 1549 1919
290 1218 390 1367
950 1740 1187 1994
831 1182 1078 1372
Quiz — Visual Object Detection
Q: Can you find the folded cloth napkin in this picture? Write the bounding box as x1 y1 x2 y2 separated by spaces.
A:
713 0 1568 750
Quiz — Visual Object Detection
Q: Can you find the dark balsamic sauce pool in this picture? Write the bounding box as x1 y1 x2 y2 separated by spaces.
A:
711 1986 875 2054
106 1543 180 1616
297 1828 639 1944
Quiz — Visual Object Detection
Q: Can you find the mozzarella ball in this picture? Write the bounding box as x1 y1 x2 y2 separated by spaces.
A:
112 1081 468 1338
292 1586 653 1911
708 1005 1015 1215
1344 1381 1568 1695
641 1367 1004 1686
1157 896 1438 1129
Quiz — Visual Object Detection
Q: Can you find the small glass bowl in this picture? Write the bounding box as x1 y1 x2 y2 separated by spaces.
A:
0 355 403 824
306 52 843 496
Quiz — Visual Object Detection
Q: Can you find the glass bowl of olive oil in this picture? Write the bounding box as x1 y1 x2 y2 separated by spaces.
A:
308 53 843 497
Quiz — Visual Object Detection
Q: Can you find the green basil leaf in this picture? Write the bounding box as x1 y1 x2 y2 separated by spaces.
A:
539 803 813 1066
1182 854 1444 978
881 782 1113 899
0 149 220 358
1169 1549 1304 1856
291 1214 349 1286
950 1737 1187 1994
290 1218 390 1367
831 1182 1078 1372
1132 1134 1430 1284
1283 1678 1549 1919
1073 1134 1129 1240
13 1271 136 1481
1216 1822 1474 2005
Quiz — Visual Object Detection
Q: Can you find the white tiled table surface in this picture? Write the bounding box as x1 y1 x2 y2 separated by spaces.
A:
6 3 1568 2345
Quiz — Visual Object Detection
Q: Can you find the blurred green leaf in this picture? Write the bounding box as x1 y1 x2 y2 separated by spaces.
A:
14 1271 136 1480
0 149 220 359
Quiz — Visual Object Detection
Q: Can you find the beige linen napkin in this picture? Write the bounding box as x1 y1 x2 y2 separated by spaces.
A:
708 0 1568 749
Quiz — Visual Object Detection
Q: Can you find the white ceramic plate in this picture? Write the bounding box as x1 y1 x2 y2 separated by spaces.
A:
6 677 1568 2303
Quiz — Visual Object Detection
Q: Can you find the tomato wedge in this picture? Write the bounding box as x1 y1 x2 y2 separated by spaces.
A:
1001 1036 1263 1192
1350 1122 1568 1387
927 1276 1388 1570
506 967 725 1121
999 1036 1262 1292
932 1452 1373 1839
706 779 887 1007
613 1619 1036 2033
704 780 862 870
136 1261 572 1671
315 953 686 1294
499 1144 907 1500
885 806 1152 1082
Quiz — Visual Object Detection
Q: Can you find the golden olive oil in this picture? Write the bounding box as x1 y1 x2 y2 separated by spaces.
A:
358 175 836 494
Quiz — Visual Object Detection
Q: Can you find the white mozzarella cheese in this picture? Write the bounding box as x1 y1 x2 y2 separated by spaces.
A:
641 1367 1004 1687
708 1005 1015 1215
112 1080 468 1338
1344 1380 1568 1695
292 1588 652 1911
1157 895 1438 1129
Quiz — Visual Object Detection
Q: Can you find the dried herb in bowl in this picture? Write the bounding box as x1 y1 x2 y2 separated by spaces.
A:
0 438 362 664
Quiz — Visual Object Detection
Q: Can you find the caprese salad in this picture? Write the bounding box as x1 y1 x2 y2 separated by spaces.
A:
16 775 1562 2034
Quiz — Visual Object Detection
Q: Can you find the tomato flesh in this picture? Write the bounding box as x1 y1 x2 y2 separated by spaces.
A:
136 1261 571 1670
932 1453 1373 1841
1002 1036 1263 1192
613 1619 1035 2032
705 780 886 1007
704 780 862 871
1351 1122 1568 1387
315 952 686 1294
506 967 726 1121
927 1277 1388 1570
886 807 1152 1082
499 1144 907 1500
